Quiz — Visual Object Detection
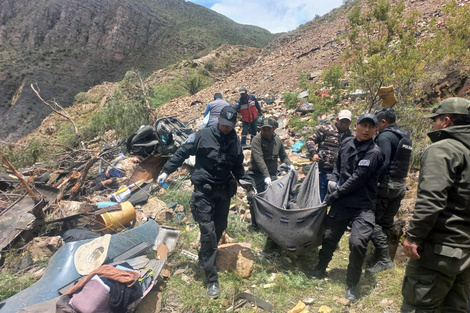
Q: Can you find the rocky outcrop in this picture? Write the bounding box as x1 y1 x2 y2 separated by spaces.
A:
0 0 275 141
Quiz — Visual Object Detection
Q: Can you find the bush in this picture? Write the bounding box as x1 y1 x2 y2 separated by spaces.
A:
283 92 299 109
0 139 48 171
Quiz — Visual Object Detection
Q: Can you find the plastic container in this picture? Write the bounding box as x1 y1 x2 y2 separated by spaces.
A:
96 201 136 234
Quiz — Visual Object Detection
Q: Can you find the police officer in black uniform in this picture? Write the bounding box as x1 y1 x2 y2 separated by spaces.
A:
311 113 384 302
157 106 247 299
366 107 412 274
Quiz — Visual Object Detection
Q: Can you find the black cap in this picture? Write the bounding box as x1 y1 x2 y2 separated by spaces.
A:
357 113 378 126
219 106 237 128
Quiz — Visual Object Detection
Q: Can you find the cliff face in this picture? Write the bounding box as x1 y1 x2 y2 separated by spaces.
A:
0 0 275 141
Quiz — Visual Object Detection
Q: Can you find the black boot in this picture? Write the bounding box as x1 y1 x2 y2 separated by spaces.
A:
346 283 360 302
366 247 395 274
310 264 327 280
207 281 220 298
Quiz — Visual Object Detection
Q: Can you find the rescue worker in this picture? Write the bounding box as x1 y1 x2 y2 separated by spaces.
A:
246 117 294 230
157 106 247 299
311 113 384 303
401 97 470 312
233 86 263 146
306 109 354 201
202 92 231 128
366 107 412 274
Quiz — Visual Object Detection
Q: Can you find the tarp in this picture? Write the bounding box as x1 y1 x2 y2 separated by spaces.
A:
253 163 327 255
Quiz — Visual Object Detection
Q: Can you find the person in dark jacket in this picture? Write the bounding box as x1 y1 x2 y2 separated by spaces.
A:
157 106 247 299
366 107 412 274
311 113 384 303
246 117 294 229
305 110 354 201
203 92 231 128
233 86 263 146
401 98 470 312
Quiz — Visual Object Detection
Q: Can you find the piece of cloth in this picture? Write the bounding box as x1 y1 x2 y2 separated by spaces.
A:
204 98 231 128
100 276 143 313
401 124 470 312
305 122 354 173
253 163 327 255
248 132 292 178
69 276 112 313
64 265 140 296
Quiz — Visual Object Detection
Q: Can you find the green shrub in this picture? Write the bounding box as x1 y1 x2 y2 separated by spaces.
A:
149 80 187 108
283 92 299 109
0 139 48 171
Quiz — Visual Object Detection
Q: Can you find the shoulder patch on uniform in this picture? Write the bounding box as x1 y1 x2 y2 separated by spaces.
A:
185 133 196 144
358 159 370 166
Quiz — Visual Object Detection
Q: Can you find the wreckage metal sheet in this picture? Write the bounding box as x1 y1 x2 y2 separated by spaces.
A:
0 184 59 251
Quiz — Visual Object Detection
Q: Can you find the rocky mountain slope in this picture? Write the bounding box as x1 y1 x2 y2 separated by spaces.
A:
0 0 275 141
154 0 457 123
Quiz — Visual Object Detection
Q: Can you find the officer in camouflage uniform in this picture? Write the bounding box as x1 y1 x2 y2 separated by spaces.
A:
157 106 247 299
306 110 354 201
401 98 470 312
366 107 412 274
246 117 294 229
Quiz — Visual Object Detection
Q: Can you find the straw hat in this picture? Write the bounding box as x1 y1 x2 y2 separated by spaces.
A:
74 234 111 275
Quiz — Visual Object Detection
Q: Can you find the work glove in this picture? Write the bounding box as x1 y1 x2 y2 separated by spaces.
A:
264 177 272 188
289 164 296 172
323 191 339 206
327 181 338 193
157 173 168 184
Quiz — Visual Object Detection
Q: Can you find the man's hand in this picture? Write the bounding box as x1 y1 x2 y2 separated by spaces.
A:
323 191 339 205
264 177 272 188
157 173 168 184
312 154 319 162
403 239 421 259
289 164 296 172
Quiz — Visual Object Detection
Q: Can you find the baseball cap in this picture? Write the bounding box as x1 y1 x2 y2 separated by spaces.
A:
338 109 352 121
357 113 378 126
239 86 247 94
219 106 237 128
260 117 278 128
423 97 470 118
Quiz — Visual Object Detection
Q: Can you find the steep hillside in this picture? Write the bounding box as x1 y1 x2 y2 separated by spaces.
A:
154 0 456 122
0 0 276 141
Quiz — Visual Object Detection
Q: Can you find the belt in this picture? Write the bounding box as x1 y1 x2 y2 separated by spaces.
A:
195 183 227 191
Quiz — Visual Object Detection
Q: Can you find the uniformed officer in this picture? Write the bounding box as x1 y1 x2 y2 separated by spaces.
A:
366 107 412 274
157 106 246 299
311 113 384 303
246 117 294 229
401 97 470 312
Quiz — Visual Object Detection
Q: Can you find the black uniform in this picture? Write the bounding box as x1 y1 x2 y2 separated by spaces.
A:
373 124 411 248
318 137 384 286
161 125 245 283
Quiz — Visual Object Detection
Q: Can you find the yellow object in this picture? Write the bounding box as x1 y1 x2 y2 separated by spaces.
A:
96 201 136 233
288 301 306 313
377 85 397 107
318 305 332 313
